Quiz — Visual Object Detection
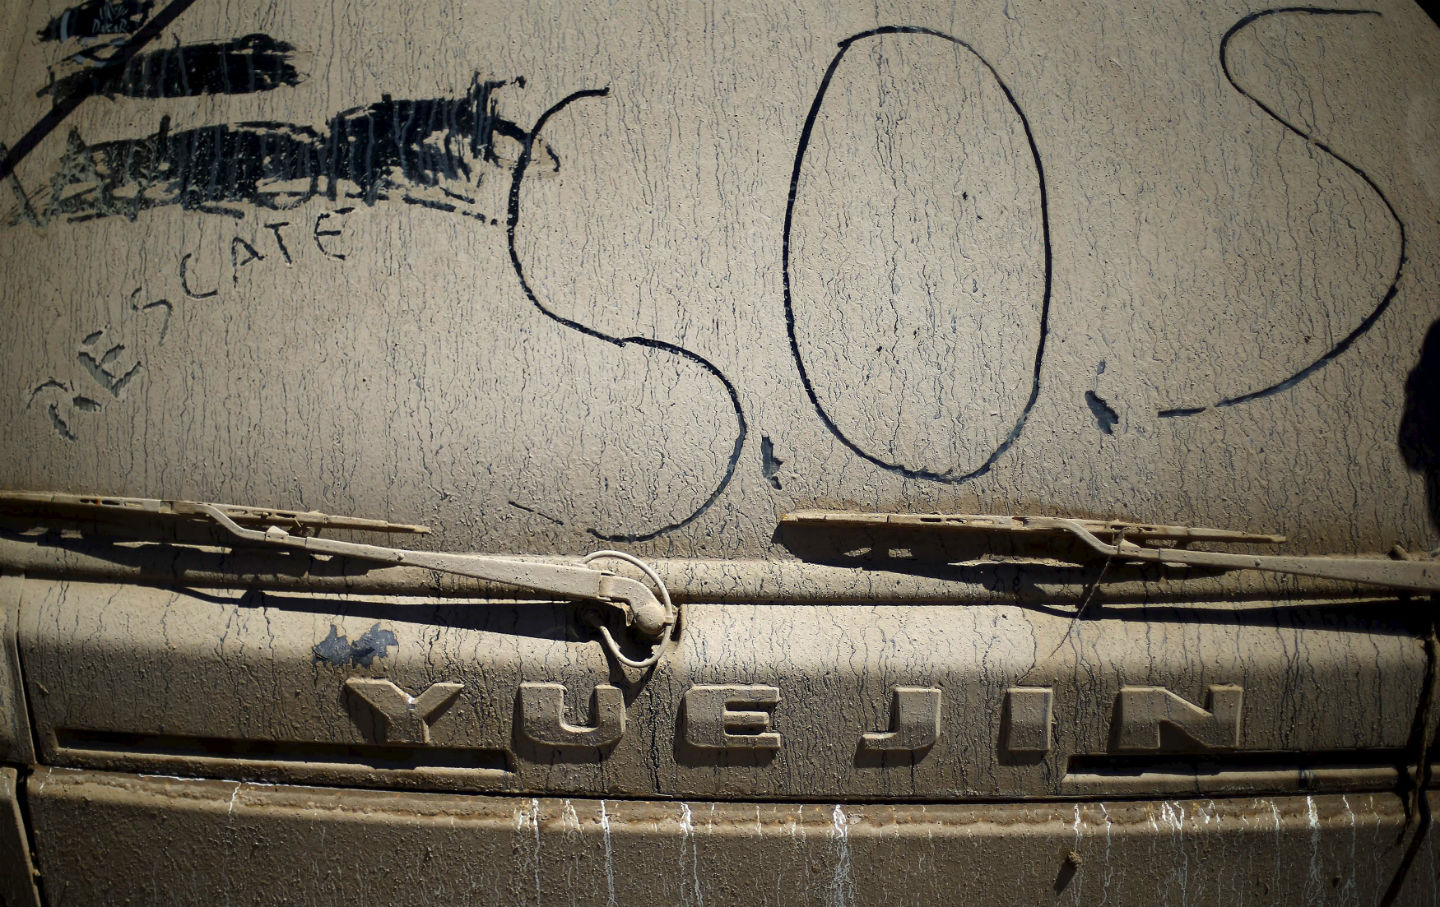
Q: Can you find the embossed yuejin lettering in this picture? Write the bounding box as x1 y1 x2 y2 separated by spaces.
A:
1002 687 1053 755
344 678 463 744
1113 685 1243 752
518 682 625 749
860 687 941 752
684 685 781 750
332 678 1246 766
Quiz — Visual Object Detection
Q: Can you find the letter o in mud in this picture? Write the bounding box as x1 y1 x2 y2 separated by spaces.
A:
784 27 1051 482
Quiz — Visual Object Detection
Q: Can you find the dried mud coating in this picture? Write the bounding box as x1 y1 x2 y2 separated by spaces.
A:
1 4 1440 904
784 27 1049 483
1 0 1438 556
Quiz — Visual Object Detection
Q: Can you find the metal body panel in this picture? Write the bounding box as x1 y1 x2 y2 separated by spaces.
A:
0 768 39 907
18 577 1431 801
0 575 34 767
1 0 1438 900
25 767 1440 906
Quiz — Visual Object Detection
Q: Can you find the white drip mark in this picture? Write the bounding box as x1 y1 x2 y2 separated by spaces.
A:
1159 802 1187 905
680 803 702 907
1201 800 1224 905
1338 795 1357 907
1100 804 1114 905
1072 805 1084 907
1304 795 1322 905
561 800 580 832
531 798 542 905
784 805 804 905
1269 801 1283 890
227 782 241 818
600 800 617 907
514 799 542 905
829 805 856 907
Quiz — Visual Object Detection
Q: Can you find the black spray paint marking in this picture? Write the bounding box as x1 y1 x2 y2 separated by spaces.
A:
38 0 154 43
508 500 565 525
0 0 203 185
312 623 397 668
0 144 40 226
130 286 172 340
761 435 784 489
13 77 549 225
507 88 748 542
179 252 217 297
1085 390 1119 435
230 236 264 283
313 207 353 259
29 210 346 441
782 26 1051 484
27 380 82 441
28 286 172 441
1157 406 1207 419
77 331 142 396
38 34 302 107
1161 7 1405 417
264 221 293 263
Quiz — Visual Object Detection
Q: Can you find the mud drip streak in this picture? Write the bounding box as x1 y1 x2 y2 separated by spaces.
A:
505 88 748 543
1162 7 1406 417
782 25 1052 484
0 0 203 184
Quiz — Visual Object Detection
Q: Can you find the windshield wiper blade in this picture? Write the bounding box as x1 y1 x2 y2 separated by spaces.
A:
0 490 429 535
782 510 1440 594
783 510 1287 545
0 492 673 648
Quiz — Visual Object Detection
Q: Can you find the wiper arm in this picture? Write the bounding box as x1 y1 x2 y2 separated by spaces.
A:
0 492 673 644
1050 517 1440 594
783 510 1440 594
195 504 672 640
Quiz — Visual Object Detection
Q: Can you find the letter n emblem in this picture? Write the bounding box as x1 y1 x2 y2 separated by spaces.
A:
1113 685 1243 752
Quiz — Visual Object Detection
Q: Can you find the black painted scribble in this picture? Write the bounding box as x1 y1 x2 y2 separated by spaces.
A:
12 76 551 224
761 435 785 489
1085 390 1119 435
39 34 302 107
39 0 154 43
0 0 204 186
782 26 1051 484
1161 7 1406 417
312 623 397 667
507 500 565 525
507 89 748 542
